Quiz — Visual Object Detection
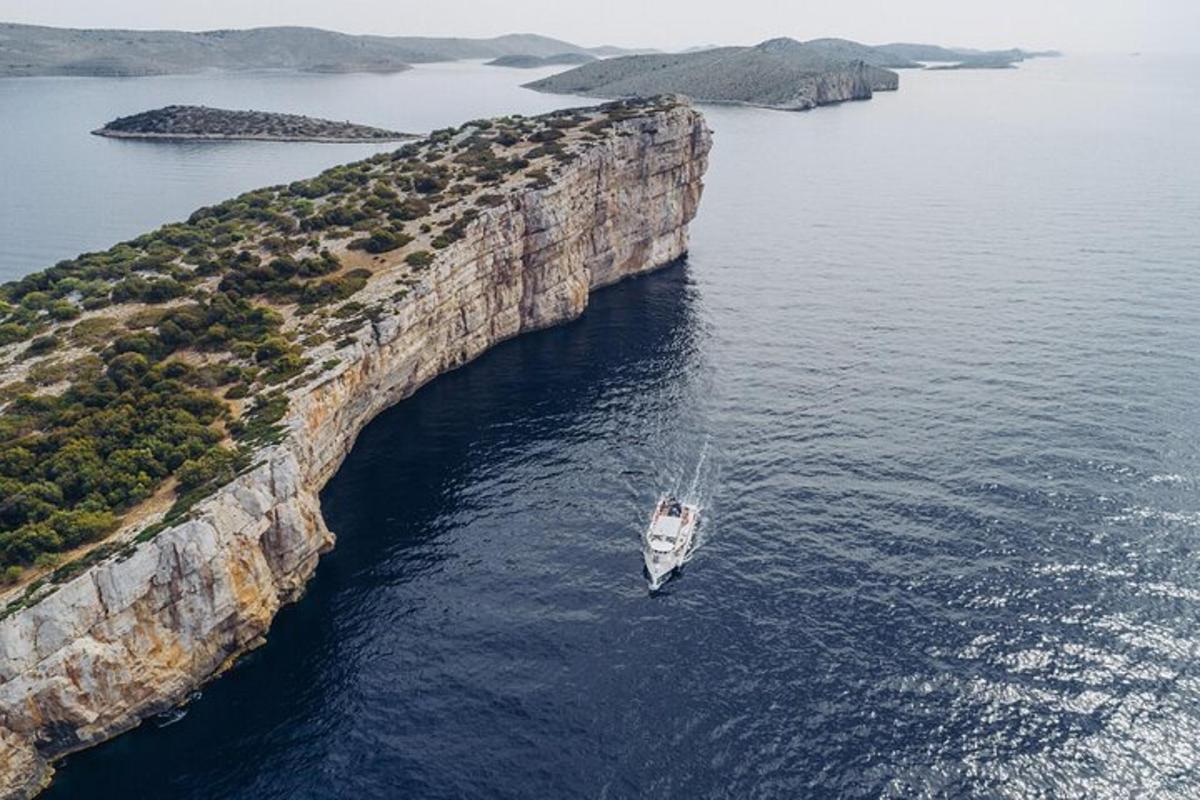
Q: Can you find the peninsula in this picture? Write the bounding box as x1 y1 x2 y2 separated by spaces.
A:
0 96 710 798
92 105 412 143
525 37 901 111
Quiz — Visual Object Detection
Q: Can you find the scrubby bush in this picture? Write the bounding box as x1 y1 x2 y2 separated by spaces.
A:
405 251 434 269
177 447 240 491
27 335 59 356
528 128 564 143
413 174 446 194
390 197 430 221
254 336 292 364
0 323 28 346
47 301 80 322
349 228 412 254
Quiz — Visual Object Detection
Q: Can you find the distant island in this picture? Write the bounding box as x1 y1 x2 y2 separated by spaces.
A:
486 52 597 69
870 42 1059 67
526 37 1060 111
924 50 1060 70
525 38 901 112
0 22 639 77
92 105 413 143
0 23 1052 79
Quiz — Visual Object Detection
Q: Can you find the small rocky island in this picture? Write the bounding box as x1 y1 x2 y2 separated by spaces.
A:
92 105 412 143
486 52 597 69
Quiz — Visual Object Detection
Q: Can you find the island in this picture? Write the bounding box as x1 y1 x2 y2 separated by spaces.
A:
486 52 598 69
92 105 413 143
872 43 1059 68
525 37 901 112
525 37 1060 110
0 95 711 798
0 22 635 78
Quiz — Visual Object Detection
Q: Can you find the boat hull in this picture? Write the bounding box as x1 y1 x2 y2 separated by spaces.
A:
643 501 699 590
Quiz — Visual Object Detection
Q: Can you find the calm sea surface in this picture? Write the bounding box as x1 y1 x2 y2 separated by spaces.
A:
5 56 1200 798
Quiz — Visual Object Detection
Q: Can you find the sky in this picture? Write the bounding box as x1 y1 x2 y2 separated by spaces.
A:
0 0 1194 55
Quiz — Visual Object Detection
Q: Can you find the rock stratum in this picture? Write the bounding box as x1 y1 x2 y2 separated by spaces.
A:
0 97 710 797
93 105 412 143
526 37 901 112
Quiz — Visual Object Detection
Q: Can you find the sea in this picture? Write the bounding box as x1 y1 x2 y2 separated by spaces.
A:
3 54 1200 798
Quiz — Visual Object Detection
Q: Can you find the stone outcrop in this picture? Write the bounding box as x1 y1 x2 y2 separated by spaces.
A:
0 101 710 797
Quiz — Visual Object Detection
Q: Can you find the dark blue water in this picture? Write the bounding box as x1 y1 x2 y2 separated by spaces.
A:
27 56 1200 797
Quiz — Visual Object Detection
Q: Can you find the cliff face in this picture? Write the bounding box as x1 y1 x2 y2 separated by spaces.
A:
0 102 710 797
805 62 897 108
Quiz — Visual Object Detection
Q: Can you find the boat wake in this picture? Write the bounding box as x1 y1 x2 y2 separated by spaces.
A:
677 438 711 563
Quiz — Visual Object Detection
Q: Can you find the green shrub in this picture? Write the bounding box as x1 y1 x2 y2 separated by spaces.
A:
106 351 150 388
413 174 445 194
528 128 564 143
47 302 80 321
20 292 51 310
27 335 59 356
177 448 240 491
405 251 434 269
0 323 28 346
254 336 292 363
350 228 412 254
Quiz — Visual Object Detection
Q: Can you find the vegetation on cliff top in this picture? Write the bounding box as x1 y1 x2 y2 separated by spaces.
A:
93 105 412 142
0 96 684 594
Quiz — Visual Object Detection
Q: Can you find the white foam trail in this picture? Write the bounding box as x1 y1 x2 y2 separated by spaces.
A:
681 436 713 564
684 436 710 507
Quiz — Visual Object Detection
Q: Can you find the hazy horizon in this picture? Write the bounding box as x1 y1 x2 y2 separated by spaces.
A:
0 0 1195 56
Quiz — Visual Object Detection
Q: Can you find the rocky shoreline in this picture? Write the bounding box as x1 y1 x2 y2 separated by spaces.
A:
0 99 711 798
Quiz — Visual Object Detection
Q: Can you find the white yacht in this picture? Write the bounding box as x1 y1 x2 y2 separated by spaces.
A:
643 496 699 590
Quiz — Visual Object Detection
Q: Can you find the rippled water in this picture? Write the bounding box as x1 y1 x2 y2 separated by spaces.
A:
17 56 1200 797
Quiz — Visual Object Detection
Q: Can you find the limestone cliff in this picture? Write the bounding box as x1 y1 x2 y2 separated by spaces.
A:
0 100 710 797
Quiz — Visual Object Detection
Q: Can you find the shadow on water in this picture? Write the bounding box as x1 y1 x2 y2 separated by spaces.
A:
44 261 700 800
320 258 702 554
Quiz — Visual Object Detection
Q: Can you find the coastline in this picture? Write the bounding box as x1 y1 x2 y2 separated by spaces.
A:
90 129 417 143
0 101 711 798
